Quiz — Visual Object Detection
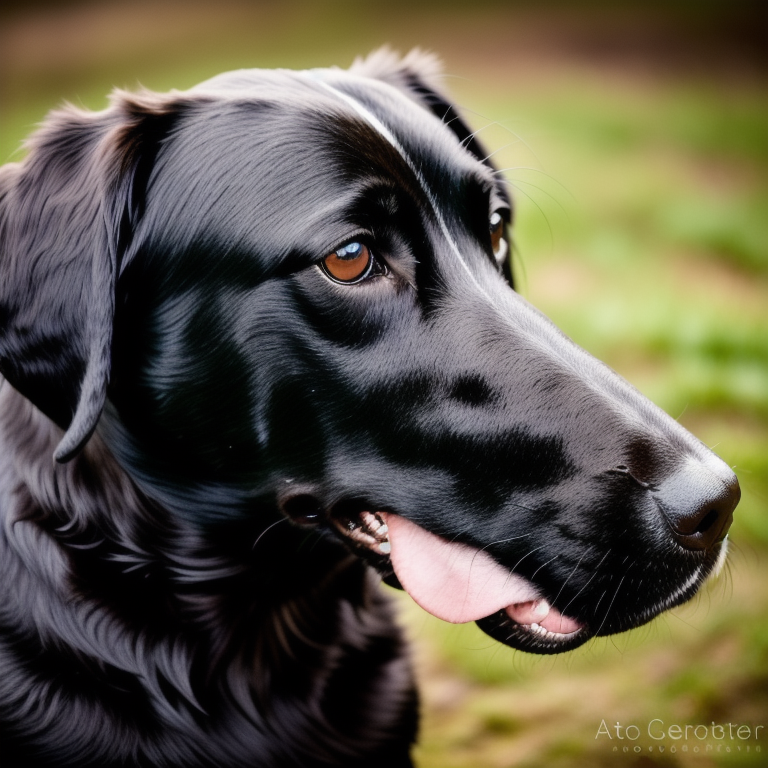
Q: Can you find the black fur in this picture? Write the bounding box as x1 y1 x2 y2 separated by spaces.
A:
0 50 739 767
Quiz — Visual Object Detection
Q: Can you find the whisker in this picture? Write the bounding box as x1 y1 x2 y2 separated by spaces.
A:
492 165 577 202
478 531 534 552
456 121 509 151
592 590 607 618
510 545 548 573
453 104 545 166
504 181 555 254
506 177 574 221
252 517 288 552
594 562 635 637
480 139 529 163
551 546 593 606
560 550 611 617
530 553 560 581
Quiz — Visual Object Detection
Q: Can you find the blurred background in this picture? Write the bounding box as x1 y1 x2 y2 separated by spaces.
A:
2 1 766 766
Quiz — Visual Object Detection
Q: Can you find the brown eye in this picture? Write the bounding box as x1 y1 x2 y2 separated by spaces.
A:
490 211 507 263
321 242 375 284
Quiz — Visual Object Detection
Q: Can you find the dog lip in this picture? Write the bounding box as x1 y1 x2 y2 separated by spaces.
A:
378 512 588 632
332 509 587 640
478 607 590 654
505 599 584 636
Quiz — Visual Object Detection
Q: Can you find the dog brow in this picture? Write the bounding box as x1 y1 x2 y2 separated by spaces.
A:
308 74 491 301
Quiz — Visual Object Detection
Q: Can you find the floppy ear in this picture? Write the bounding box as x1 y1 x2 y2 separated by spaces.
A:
350 48 509 185
0 94 176 461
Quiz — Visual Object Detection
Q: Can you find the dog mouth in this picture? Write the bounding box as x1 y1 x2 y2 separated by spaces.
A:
331 509 393 556
329 508 589 653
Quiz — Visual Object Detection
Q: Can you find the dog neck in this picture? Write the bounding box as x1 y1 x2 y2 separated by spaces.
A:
0 379 393 698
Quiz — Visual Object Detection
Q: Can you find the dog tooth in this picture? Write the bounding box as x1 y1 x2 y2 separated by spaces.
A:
530 599 550 621
529 623 548 638
521 619 570 642
378 541 391 554
360 511 377 528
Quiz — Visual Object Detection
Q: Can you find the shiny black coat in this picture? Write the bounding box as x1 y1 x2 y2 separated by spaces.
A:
0 50 738 767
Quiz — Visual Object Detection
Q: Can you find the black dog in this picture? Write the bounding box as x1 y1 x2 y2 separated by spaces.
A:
0 50 739 767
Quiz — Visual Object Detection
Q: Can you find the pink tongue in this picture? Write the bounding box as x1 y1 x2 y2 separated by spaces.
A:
381 512 541 624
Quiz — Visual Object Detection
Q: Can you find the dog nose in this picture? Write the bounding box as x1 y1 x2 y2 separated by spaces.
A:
654 456 740 551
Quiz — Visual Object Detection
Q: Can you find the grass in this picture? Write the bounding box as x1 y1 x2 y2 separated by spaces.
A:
2 2 767 765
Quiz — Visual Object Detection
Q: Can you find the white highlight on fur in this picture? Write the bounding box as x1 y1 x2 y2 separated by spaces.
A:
645 537 729 622
668 564 704 606
638 563 704 627
712 535 729 578
309 75 492 300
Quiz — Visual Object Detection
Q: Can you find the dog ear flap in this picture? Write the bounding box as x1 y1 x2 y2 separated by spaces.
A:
350 48 506 181
0 93 175 461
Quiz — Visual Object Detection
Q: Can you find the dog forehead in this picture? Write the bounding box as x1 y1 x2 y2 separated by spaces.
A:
137 68 489 268
193 66 491 193
307 68 495 193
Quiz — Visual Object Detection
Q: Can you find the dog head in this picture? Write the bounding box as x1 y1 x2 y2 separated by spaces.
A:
0 50 739 654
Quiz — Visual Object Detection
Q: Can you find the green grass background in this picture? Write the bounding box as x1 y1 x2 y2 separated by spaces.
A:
2 2 766 766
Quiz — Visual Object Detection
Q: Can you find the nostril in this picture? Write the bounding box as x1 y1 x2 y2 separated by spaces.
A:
667 501 734 551
672 506 721 539
693 508 719 536
670 505 733 551
653 457 739 552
